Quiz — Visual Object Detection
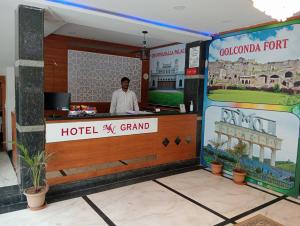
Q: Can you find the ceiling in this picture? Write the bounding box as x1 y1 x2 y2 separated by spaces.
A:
1 0 299 72
54 24 173 48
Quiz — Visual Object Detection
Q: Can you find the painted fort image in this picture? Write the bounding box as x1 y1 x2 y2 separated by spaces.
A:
209 57 300 92
204 107 296 191
150 59 184 90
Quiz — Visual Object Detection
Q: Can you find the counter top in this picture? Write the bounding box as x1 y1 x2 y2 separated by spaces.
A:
45 111 195 121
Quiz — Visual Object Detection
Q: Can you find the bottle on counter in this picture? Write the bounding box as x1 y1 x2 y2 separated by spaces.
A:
189 100 194 112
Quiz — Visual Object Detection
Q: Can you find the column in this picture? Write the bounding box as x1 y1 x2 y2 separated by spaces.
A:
15 5 45 190
259 145 264 163
227 136 232 149
248 142 253 159
183 41 206 157
271 148 276 167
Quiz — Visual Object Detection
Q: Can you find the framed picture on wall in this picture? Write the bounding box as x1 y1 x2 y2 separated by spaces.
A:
148 44 186 107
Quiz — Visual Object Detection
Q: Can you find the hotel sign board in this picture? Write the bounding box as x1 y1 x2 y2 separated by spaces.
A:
46 118 158 143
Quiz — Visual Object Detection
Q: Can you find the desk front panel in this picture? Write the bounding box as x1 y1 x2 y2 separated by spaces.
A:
45 114 197 185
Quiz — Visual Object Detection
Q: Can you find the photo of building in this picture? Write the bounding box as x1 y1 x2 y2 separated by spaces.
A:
204 106 299 193
209 57 300 91
208 24 300 107
150 59 184 89
148 43 186 106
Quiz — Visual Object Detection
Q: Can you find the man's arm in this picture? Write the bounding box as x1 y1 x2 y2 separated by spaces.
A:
109 92 117 113
132 92 139 112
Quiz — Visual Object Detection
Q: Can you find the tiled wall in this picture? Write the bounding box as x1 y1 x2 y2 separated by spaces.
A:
68 50 142 102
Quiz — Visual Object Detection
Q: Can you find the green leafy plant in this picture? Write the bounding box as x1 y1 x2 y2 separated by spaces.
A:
209 139 227 164
228 140 247 171
16 143 51 193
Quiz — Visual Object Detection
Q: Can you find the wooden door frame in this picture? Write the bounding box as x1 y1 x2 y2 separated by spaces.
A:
0 76 6 151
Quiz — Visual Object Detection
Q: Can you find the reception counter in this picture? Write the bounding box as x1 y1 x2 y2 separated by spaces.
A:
45 112 197 185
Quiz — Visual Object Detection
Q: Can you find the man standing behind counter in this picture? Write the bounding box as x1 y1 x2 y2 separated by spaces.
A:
109 77 139 114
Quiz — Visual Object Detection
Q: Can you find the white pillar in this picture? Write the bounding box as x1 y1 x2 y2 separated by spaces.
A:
248 142 253 159
259 145 264 163
271 148 276 167
5 67 15 151
227 136 232 149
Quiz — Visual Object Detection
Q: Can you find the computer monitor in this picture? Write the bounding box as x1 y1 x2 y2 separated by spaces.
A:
44 92 70 110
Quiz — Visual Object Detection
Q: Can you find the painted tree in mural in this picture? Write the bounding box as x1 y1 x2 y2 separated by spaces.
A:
208 139 227 164
228 141 247 171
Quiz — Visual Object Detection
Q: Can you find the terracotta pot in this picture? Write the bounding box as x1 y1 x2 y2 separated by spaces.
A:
24 186 48 210
211 162 223 175
233 169 246 185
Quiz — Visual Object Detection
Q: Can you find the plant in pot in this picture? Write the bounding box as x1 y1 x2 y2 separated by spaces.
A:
208 139 227 175
228 140 247 185
16 143 51 210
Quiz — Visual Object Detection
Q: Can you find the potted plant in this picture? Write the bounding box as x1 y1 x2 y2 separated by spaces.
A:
16 143 51 210
228 140 247 185
209 139 227 175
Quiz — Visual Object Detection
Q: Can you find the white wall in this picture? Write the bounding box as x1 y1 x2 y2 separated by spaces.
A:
1 1 17 149
5 66 15 150
0 67 5 75
0 1 19 73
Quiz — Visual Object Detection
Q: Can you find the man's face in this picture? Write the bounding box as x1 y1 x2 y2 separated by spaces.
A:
121 80 129 90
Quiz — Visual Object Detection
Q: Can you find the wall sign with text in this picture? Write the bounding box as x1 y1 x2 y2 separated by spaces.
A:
188 46 200 68
46 118 158 143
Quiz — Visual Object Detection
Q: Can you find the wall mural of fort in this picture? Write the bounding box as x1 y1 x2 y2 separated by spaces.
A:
209 57 300 90
207 24 300 108
204 106 298 193
204 24 300 196
208 58 300 106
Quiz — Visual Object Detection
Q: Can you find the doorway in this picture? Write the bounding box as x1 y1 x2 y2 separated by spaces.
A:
0 76 6 151
0 75 15 189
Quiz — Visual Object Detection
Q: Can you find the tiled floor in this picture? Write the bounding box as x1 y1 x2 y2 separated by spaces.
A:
236 200 300 226
0 152 18 187
1 169 300 226
0 198 107 226
88 181 224 226
157 170 275 218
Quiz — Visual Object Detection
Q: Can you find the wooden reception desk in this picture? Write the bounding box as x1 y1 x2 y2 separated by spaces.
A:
45 112 197 185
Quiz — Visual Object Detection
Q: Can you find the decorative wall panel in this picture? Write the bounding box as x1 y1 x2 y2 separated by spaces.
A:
68 50 142 102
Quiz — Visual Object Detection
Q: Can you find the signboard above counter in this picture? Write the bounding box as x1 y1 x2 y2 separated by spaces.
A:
46 118 158 143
